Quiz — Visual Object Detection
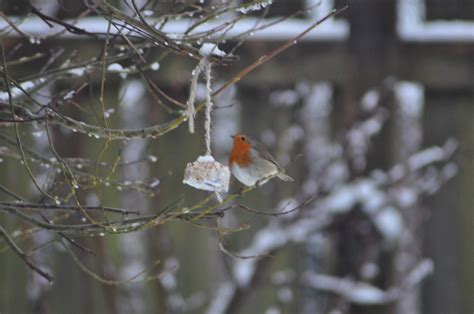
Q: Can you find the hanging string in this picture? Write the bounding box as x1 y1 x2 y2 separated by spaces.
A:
202 60 223 201
186 58 207 133
204 60 213 155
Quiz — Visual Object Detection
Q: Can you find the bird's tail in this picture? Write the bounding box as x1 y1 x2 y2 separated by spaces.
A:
277 172 293 182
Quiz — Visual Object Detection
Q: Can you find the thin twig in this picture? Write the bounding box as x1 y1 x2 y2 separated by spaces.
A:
0 226 54 283
238 195 318 216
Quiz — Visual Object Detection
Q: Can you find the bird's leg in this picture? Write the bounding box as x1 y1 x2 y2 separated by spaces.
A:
255 178 266 188
255 173 275 187
237 186 246 196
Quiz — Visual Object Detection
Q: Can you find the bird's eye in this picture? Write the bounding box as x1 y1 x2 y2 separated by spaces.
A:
240 136 245 141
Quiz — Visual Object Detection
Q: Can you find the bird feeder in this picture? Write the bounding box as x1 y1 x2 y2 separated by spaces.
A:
183 155 230 193
182 44 231 198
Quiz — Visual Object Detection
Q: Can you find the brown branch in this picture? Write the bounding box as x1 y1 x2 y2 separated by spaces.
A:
0 202 140 215
30 6 98 37
237 195 318 216
0 226 54 283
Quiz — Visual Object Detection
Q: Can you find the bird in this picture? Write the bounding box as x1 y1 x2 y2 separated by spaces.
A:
228 133 293 187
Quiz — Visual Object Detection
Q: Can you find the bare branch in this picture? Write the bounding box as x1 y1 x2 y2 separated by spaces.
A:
0 226 53 283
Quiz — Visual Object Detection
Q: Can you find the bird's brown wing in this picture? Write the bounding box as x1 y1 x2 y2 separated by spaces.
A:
248 137 282 169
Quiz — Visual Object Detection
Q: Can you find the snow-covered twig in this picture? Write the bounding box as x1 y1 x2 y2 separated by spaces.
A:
302 258 434 305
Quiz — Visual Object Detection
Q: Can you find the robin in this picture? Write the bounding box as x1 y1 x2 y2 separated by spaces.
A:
229 133 293 186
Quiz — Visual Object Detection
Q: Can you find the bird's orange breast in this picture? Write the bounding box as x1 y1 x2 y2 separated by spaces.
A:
229 141 251 167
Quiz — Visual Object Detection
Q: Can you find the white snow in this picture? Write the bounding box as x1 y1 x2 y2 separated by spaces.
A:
64 90 75 100
362 189 386 214
150 62 160 70
277 287 293 303
271 269 296 285
361 89 379 112
237 0 273 14
149 178 160 189
316 178 405 244
160 271 177 290
306 0 337 21
107 63 124 71
0 14 349 41
371 169 388 185
320 185 357 214
389 164 405 181
441 162 458 180
397 0 474 42
347 284 389 304
408 146 445 170
194 83 207 101
361 117 382 135
233 259 256 288
303 179 318 195
142 10 154 17
348 284 391 304
261 129 276 146
324 160 349 188
394 81 424 160
373 207 404 244
29 37 41 44
276 198 299 218
301 82 334 190
0 78 45 101
282 125 305 149
32 0 59 15
396 82 424 117
396 187 418 207
304 82 332 117
199 43 227 57
233 217 327 287
264 307 281 314
119 79 146 109
269 89 300 107
104 108 115 119
197 155 215 162
403 259 434 288
147 155 158 163
303 272 392 305
357 180 378 202
242 224 287 256
67 67 87 76
360 262 379 280
206 282 236 314
107 63 128 78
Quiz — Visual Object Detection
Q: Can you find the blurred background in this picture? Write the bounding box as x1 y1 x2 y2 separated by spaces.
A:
0 0 473 313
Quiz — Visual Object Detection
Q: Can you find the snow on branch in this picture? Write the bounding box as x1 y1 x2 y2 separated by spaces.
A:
303 259 434 305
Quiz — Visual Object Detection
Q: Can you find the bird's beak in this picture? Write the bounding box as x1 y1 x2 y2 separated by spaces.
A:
230 135 235 139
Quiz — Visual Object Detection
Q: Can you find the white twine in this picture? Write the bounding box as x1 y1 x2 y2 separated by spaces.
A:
204 61 213 155
186 58 207 133
214 190 223 203
203 62 223 201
